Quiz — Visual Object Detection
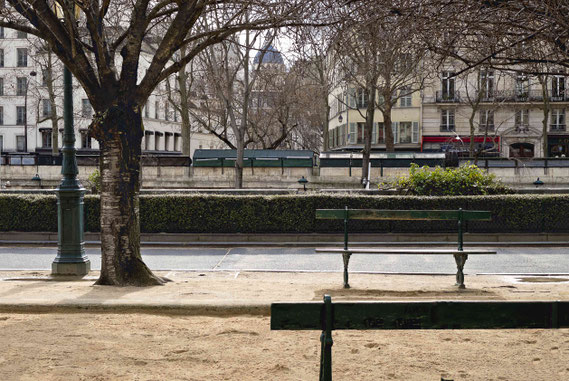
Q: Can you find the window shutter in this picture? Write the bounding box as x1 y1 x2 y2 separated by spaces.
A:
349 123 357 144
372 122 377 144
412 122 419 143
392 122 398 144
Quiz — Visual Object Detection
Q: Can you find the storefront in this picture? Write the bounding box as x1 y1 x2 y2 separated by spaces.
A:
548 135 569 157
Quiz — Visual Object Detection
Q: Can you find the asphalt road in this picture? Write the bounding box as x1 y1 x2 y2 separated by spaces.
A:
0 246 568 274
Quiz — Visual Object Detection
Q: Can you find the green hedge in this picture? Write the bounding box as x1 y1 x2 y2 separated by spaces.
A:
1 194 567 234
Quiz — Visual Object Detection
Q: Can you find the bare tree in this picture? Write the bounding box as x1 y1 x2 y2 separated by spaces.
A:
291 26 336 152
0 0 330 285
332 3 429 185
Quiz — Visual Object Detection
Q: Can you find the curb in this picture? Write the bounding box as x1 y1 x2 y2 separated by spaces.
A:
0 303 270 316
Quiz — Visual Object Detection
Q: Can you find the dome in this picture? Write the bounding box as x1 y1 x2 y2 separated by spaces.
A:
253 45 284 65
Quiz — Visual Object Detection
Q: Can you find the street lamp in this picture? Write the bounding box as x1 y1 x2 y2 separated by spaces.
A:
298 176 308 191
23 71 37 153
52 6 90 276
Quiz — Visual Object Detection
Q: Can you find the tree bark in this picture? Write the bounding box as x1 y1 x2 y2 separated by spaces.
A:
92 104 164 286
383 101 394 152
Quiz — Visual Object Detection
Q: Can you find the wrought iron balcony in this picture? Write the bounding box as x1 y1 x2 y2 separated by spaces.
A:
550 124 566 131
435 91 461 103
440 125 456 132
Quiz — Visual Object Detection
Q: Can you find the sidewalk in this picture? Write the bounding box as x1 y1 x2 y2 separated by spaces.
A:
1 270 568 315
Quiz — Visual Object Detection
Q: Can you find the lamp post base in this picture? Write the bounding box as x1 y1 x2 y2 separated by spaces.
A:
52 260 91 276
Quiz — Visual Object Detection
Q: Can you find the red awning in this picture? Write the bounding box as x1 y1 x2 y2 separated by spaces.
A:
422 136 500 143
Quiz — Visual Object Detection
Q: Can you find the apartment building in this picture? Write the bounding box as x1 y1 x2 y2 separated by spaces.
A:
0 28 221 159
422 65 569 158
327 85 421 152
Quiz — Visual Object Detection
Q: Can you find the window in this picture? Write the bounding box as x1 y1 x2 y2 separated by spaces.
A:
81 99 92 118
399 86 412 107
0 78 4 96
479 110 494 131
441 109 455 131
0 135 3 153
17 48 28 67
515 74 530 98
41 129 52 148
155 134 161 150
16 77 27 96
17 31 27 39
16 106 26 125
515 109 529 131
0 49 4 68
144 102 149 118
0 27 4 39
355 88 368 109
42 69 50 87
0 106 4 125
165 101 169 121
551 109 566 131
391 122 419 144
174 134 180 151
552 74 566 100
173 109 177 122
479 70 494 99
155 100 159 119
165 134 170 151
16 136 25 152
373 123 385 144
399 122 412 143
42 99 52 117
441 71 455 100
81 130 92 149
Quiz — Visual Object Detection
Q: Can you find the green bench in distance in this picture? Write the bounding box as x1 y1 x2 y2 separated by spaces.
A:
271 295 569 381
315 207 496 288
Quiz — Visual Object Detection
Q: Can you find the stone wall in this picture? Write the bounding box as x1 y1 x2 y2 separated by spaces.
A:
1 164 568 189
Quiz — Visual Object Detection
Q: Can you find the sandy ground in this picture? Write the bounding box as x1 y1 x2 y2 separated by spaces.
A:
0 271 568 380
0 313 567 380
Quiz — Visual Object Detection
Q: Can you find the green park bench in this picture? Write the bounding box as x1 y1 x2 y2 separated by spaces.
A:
271 295 569 381
315 207 496 289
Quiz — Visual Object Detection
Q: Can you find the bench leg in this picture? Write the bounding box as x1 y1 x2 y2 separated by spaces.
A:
454 253 468 289
342 252 351 289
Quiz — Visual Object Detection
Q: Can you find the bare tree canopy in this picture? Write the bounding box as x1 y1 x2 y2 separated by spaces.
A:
0 0 335 286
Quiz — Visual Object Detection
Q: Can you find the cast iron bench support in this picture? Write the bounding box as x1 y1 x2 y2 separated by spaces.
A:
271 295 569 381
315 207 496 289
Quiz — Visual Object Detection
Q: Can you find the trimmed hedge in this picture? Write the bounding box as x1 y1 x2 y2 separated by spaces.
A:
1 194 567 234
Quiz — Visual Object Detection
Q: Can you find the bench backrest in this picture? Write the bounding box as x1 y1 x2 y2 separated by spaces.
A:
272 296 568 381
271 298 569 331
315 209 492 221
315 207 492 251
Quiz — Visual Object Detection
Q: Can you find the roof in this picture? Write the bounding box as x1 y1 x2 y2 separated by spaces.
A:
253 45 284 65
193 149 315 160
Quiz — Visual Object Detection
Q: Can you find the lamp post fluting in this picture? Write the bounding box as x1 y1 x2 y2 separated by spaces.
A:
52 65 90 276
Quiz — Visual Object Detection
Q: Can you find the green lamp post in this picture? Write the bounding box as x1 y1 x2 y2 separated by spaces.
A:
51 66 90 276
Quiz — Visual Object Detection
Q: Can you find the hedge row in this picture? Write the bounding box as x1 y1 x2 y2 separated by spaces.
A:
1 194 567 234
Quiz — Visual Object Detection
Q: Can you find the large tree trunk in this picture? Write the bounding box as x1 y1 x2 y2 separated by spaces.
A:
92 104 164 286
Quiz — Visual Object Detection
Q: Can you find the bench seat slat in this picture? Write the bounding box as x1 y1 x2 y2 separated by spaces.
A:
315 209 492 221
271 301 569 331
314 248 496 255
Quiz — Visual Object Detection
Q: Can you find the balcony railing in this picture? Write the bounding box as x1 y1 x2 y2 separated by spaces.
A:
435 91 461 103
433 89 569 104
440 125 456 132
550 124 566 131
